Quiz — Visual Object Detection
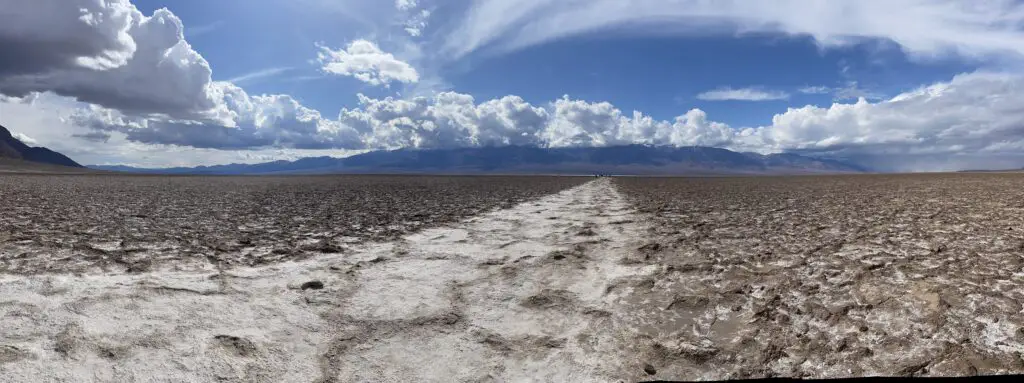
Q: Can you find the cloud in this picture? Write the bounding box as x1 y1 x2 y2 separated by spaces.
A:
0 0 138 75
404 9 432 37
0 0 220 120
395 0 418 11
540 97 735 148
339 92 550 148
11 71 1024 171
798 86 831 94
227 67 293 85
3 0 1024 171
443 0 1024 62
316 40 420 86
742 72 1024 170
184 20 225 38
71 131 112 143
0 92 363 167
11 132 38 146
308 72 1024 171
67 82 364 150
696 87 790 101
0 1 370 154
796 83 886 101
832 81 885 101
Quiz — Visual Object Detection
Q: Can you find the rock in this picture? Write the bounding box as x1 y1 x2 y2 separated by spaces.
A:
896 360 931 377
0 345 34 364
665 295 711 310
53 324 82 358
835 337 852 352
638 243 663 253
761 343 788 364
675 342 720 363
643 363 657 375
213 335 258 357
521 289 576 310
301 280 325 290
854 347 873 358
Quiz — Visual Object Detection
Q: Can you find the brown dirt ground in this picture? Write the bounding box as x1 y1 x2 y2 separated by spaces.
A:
0 175 586 274
614 173 1024 378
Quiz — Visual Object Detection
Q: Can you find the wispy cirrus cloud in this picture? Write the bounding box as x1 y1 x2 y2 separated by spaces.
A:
443 0 1024 62
697 87 789 101
796 83 885 101
797 86 832 95
184 20 225 38
227 67 294 85
832 82 886 101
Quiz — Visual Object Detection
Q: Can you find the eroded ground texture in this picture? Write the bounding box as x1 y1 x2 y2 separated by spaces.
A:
615 174 1024 379
0 177 660 382
0 173 1022 382
0 175 585 273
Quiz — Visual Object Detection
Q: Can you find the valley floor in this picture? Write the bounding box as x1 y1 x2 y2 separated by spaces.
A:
0 179 661 382
1 175 1023 381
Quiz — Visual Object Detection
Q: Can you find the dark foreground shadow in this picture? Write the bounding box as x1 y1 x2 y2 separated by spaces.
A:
644 376 1024 383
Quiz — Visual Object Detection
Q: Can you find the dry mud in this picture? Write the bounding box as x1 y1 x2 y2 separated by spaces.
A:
0 173 1022 381
0 175 585 274
615 174 1024 379
0 178 665 382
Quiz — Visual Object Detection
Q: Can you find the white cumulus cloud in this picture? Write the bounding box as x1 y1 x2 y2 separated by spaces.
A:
11 71 1024 171
740 72 1024 170
0 0 219 119
317 40 420 87
3 0 1024 172
67 82 364 150
11 132 39 146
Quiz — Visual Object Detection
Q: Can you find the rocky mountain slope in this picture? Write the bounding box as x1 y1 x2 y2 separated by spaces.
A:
0 125 82 168
93 145 866 175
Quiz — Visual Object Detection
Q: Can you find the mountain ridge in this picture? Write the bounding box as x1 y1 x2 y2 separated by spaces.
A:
0 125 83 168
91 145 867 175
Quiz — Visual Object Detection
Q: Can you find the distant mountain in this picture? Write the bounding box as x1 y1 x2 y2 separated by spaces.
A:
0 125 83 168
92 145 867 175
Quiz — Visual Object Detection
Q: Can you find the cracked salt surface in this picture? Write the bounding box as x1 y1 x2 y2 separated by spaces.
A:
0 179 658 382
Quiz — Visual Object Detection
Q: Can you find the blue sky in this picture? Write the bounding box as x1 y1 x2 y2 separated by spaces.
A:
2 0 1024 170
131 0 981 126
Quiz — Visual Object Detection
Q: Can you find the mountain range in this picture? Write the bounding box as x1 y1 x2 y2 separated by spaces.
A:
0 125 83 168
92 145 867 175
0 123 867 175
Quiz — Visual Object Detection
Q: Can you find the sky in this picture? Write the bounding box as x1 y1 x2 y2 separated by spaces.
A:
1 0 1024 171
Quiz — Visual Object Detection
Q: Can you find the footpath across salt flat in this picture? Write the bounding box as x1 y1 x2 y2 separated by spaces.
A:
0 179 659 382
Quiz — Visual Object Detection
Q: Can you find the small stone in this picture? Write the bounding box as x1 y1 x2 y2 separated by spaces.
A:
300 280 324 290
643 363 657 375
855 347 873 358
859 325 869 332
